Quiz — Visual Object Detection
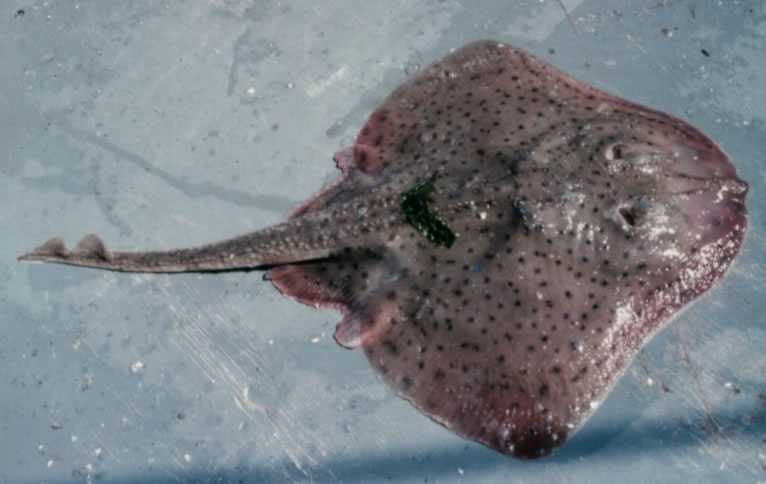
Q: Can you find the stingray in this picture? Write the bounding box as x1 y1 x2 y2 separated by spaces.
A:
19 41 749 459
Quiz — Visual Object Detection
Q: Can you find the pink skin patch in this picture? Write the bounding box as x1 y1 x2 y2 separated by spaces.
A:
268 265 361 347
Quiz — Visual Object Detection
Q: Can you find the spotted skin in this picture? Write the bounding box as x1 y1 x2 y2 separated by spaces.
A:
19 41 748 458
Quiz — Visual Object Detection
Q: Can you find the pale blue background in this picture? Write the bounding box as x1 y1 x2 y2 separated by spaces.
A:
2 1 765 483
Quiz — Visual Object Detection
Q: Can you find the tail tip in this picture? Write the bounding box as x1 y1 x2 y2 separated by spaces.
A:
19 237 70 262
19 234 112 263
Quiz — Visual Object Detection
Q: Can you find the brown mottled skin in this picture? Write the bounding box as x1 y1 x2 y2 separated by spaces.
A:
20 41 748 459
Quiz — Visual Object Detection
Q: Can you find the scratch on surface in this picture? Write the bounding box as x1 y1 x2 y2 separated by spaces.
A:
672 323 746 464
677 327 719 425
555 0 577 31
125 397 146 419
304 65 349 98
167 214 205 229
233 388 266 415
272 405 322 470
637 352 672 393
166 285 277 426
625 34 648 54
163 469 182 482
161 282 334 471
167 308 219 384
285 448 306 476
90 430 120 463
171 452 186 472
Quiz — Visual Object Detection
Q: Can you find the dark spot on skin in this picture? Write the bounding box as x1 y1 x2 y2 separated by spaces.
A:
382 340 399 356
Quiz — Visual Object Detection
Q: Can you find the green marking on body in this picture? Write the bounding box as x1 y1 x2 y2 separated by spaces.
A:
401 174 457 248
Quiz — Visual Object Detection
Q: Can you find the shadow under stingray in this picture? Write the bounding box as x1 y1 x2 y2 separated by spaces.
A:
84 397 766 483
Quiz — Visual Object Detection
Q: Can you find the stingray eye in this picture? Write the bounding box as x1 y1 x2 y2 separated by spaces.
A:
604 143 628 161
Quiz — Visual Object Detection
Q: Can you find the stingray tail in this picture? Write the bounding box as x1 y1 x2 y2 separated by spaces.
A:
19 234 236 272
18 214 372 273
